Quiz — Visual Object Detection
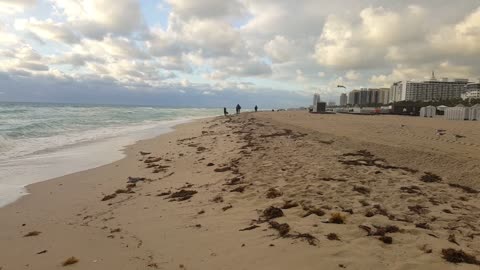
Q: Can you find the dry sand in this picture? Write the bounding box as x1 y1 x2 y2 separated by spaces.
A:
0 111 479 270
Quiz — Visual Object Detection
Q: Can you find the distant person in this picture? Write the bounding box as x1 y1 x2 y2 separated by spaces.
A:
224 107 228 116
254 105 258 112
272 109 274 112
236 104 241 114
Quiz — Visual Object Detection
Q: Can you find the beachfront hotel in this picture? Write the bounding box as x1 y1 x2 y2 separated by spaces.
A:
462 83 480 100
389 73 470 103
347 88 389 106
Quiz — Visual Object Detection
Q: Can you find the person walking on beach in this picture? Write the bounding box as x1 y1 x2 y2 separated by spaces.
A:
254 105 258 112
236 104 241 114
224 107 228 116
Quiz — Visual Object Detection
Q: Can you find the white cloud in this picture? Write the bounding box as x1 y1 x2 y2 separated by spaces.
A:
0 0 35 14
166 0 246 20
15 18 79 44
264 35 296 62
50 0 144 39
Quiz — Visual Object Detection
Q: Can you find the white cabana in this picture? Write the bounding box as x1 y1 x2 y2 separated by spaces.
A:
445 104 470 120
469 104 480 120
420 105 436 117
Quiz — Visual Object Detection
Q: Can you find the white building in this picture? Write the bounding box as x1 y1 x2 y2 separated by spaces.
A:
339 93 347 106
461 83 480 100
389 73 470 103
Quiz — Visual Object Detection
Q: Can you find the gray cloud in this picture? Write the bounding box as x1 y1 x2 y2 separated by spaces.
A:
1 0 480 105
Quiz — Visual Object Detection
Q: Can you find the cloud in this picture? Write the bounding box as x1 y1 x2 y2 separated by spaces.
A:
1 0 480 105
264 35 296 63
166 0 246 20
15 18 79 44
0 0 36 14
50 0 144 39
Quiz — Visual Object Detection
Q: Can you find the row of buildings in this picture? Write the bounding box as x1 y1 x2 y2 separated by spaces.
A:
339 72 480 106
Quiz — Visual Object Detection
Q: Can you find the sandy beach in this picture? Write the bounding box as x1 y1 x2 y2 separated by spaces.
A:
0 111 479 270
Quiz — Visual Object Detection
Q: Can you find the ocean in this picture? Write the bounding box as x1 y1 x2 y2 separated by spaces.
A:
0 102 221 207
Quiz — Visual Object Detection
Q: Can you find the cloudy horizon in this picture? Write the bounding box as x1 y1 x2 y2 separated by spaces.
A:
1 0 480 107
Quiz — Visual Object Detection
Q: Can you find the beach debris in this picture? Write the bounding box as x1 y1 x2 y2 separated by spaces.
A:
126 183 136 189
262 206 284 220
319 177 347 182
379 236 393 244
436 129 446 136
420 244 433 254
359 199 370 206
353 185 370 195
115 189 132 194
415 223 431 230
453 134 466 139
24 231 41 237
144 157 162 163
400 185 423 194
36 250 48 255
268 221 290 237
196 146 207 152
139 151 151 155
157 191 171 196
326 233 340 241
448 183 478 194
266 188 283 198
206 163 215 166
230 186 246 193
448 234 459 245
259 129 293 138
281 200 299 209
212 195 224 203
408 205 429 215
147 263 159 268
302 207 325 217
222 205 233 211
339 150 417 173
225 177 242 185
214 166 231 172
420 172 442 183
110 228 121 233
168 190 197 201
62 257 79 266
328 213 346 224
441 249 480 265
127 177 146 183
291 233 318 246
239 225 260 231
101 193 117 201
358 224 399 236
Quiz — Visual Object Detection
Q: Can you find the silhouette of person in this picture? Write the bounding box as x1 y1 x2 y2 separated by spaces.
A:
254 105 258 112
224 107 228 116
236 104 241 114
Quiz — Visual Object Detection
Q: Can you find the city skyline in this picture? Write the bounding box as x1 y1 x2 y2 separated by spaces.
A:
1 1 480 106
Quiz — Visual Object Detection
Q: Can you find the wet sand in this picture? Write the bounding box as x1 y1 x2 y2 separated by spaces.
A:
0 111 479 270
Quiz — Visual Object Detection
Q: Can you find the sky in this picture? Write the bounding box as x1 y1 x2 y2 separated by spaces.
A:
0 0 480 107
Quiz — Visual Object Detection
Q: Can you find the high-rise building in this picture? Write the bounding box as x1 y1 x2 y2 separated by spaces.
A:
462 83 480 100
347 88 389 106
339 93 347 106
389 73 470 102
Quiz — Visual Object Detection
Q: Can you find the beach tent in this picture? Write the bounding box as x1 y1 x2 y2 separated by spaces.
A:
469 104 480 121
420 106 436 117
436 105 448 111
445 104 470 120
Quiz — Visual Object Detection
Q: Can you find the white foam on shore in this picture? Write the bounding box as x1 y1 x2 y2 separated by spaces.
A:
0 117 198 207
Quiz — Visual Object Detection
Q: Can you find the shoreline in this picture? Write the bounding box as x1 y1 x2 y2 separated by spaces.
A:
0 112 479 270
0 116 215 208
